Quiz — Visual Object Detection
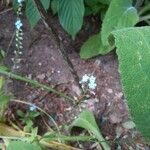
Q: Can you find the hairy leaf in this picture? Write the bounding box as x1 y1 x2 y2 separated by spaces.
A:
58 0 84 39
70 109 110 149
7 141 42 150
80 34 112 59
101 0 139 46
112 26 150 141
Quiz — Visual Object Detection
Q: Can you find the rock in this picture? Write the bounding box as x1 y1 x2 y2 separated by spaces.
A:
36 74 45 80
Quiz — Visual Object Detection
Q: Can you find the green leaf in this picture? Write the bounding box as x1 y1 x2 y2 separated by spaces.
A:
117 7 139 28
70 109 110 149
112 26 150 141
98 0 111 5
7 141 42 150
58 0 84 39
101 0 139 46
84 0 99 6
25 0 50 28
0 89 11 122
80 34 112 59
51 0 59 14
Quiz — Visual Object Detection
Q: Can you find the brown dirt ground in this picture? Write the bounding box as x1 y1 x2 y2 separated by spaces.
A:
0 7 149 150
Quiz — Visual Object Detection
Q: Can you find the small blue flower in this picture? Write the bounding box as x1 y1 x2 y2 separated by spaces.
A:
89 75 96 83
17 0 24 3
88 82 97 90
29 104 37 111
15 20 23 30
80 74 89 83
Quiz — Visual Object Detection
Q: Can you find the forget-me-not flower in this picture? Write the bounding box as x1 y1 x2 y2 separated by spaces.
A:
29 104 37 111
80 74 89 83
15 19 23 30
89 75 96 83
18 0 24 3
80 74 97 90
88 82 97 90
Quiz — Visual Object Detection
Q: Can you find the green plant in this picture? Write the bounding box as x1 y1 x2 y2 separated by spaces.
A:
0 109 110 150
80 0 150 142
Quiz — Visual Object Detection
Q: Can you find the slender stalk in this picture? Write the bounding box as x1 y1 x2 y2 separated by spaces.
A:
32 0 83 94
138 15 150 23
0 67 75 102
138 4 150 16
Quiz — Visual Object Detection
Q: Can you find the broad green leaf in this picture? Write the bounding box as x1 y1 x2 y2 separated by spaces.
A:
112 26 150 141
117 7 139 28
80 34 112 59
58 0 84 39
70 110 110 149
26 0 50 28
7 141 42 150
101 0 139 46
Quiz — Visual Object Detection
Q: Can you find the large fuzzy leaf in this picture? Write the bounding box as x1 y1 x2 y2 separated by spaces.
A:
7 141 42 150
70 110 110 149
80 34 112 59
58 0 84 39
112 26 150 141
25 0 50 28
101 0 139 46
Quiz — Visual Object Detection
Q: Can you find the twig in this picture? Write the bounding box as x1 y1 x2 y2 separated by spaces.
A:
32 0 83 93
0 8 12 15
6 32 15 55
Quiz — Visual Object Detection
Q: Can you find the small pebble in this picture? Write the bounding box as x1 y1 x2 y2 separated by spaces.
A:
38 62 42 66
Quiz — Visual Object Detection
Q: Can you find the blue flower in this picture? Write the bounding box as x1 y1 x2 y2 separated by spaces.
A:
17 0 24 3
80 74 89 83
29 104 37 111
15 20 23 30
89 75 96 83
88 82 97 90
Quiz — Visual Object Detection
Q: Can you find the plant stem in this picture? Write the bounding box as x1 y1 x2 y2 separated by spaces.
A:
138 15 150 23
0 67 75 102
138 3 150 16
32 0 83 94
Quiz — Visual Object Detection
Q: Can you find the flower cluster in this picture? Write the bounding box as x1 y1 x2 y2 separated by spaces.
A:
12 0 24 70
80 74 97 90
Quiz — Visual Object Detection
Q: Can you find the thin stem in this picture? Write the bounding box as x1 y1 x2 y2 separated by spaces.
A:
0 67 75 102
0 8 13 15
138 15 150 23
138 3 150 16
32 0 84 94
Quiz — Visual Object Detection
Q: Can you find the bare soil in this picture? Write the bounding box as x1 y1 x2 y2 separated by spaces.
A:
0 8 149 150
